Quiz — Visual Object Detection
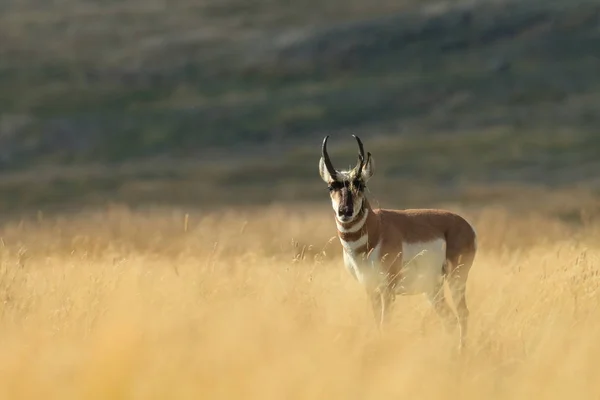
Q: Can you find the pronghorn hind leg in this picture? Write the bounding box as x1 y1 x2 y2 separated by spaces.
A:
446 254 475 352
426 282 458 334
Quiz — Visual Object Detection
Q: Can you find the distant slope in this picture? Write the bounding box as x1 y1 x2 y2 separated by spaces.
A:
1 0 599 168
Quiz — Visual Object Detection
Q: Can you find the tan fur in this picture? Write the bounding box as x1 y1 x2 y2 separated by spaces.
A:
335 199 477 351
343 200 477 289
319 135 477 351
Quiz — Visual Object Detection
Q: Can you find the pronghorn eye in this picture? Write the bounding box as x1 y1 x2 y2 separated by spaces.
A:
353 180 364 190
328 182 343 191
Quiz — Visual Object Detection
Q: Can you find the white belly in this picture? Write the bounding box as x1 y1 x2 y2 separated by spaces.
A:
395 238 446 295
342 238 446 295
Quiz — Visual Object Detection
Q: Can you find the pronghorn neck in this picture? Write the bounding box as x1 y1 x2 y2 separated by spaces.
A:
335 199 379 256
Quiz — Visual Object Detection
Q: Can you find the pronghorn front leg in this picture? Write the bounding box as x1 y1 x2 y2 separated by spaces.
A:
369 286 395 329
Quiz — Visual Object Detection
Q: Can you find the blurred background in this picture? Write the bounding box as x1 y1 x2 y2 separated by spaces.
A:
1 0 599 216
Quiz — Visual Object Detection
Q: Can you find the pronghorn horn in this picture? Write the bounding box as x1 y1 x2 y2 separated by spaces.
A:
364 152 372 172
352 134 366 175
321 135 337 179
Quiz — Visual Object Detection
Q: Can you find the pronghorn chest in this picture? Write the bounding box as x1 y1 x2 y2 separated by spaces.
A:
341 237 384 291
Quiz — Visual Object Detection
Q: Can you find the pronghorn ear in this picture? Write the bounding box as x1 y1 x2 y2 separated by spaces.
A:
319 157 335 183
361 152 374 182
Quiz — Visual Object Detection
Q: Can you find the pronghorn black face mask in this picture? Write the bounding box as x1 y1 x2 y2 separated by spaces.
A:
318 135 375 222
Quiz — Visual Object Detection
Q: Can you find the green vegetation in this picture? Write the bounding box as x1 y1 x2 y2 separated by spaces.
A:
1 0 599 212
2 129 599 216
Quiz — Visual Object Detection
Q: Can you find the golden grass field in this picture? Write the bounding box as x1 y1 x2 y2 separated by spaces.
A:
1 200 600 399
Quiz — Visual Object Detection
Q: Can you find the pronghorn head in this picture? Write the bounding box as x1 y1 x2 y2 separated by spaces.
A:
318 135 374 222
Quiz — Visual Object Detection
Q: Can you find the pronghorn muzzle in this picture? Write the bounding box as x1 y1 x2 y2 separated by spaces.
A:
338 187 354 218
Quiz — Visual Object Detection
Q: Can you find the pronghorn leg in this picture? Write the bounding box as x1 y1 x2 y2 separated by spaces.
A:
369 286 395 330
426 283 458 334
446 254 474 352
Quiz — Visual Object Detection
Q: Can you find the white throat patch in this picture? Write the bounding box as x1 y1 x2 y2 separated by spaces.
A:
336 207 368 232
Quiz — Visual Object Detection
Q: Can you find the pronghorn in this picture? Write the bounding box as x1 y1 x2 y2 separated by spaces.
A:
319 135 477 350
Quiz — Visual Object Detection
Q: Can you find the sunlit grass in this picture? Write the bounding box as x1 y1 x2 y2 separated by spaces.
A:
0 203 600 399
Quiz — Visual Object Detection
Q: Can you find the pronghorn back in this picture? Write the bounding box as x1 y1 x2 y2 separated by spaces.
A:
377 208 477 262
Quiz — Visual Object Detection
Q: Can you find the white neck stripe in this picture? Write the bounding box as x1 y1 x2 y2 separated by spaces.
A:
340 234 368 251
336 208 368 233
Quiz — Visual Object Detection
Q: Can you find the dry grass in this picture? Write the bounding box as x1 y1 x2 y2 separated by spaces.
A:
1 202 600 399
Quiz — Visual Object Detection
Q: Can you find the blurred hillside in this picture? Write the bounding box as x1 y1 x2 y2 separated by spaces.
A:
1 0 599 212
